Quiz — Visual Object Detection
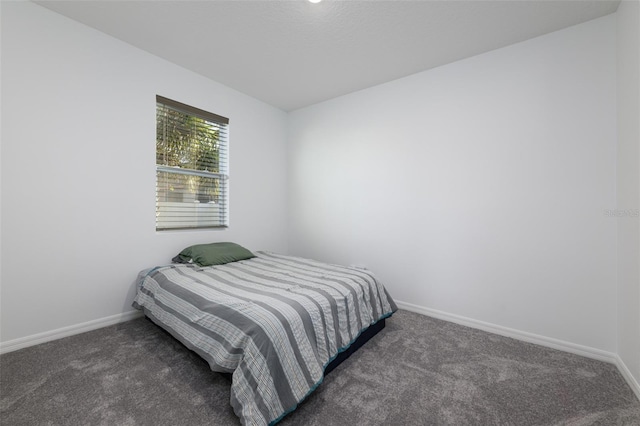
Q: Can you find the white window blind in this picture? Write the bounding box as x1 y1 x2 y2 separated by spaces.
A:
156 95 229 231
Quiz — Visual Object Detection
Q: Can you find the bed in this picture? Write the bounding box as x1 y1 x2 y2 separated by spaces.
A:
133 244 397 426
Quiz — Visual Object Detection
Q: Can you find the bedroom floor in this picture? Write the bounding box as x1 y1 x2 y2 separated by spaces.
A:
1 310 639 425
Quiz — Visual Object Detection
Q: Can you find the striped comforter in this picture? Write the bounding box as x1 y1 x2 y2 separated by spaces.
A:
133 251 397 426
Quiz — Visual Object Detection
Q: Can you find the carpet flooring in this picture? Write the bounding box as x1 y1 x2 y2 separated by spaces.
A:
1 310 639 425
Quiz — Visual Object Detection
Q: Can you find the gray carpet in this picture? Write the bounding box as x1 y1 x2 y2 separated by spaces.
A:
1 310 639 425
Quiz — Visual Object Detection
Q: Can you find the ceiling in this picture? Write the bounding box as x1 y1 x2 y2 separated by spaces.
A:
36 0 620 112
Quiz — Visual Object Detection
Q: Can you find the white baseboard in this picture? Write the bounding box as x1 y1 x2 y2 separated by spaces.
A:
3 302 639 401
395 300 640 401
395 300 618 363
614 354 640 401
0 310 144 355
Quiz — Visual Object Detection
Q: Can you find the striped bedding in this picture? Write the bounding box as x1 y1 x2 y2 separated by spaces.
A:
133 251 397 426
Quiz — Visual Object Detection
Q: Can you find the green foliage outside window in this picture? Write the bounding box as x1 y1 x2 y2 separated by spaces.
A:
156 107 222 203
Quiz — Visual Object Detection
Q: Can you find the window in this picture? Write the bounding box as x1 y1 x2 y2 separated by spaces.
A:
155 95 229 230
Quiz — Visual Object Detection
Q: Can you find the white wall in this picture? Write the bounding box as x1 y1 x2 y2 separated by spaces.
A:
288 16 618 352
616 0 640 389
0 2 288 344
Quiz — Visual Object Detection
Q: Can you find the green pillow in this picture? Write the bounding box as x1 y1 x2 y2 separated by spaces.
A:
173 242 255 266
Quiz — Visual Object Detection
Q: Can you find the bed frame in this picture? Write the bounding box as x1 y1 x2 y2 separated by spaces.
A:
323 318 385 375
